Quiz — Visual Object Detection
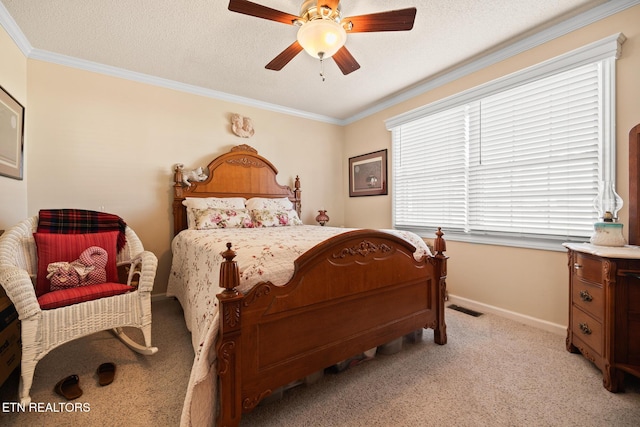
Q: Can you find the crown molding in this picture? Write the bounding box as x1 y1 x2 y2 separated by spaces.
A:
1 0 638 126
0 1 31 54
0 3 341 125
348 0 640 125
27 49 343 125
384 32 625 130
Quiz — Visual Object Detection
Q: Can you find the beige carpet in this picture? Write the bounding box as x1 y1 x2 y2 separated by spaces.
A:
1 298 639 426
0 298 193 427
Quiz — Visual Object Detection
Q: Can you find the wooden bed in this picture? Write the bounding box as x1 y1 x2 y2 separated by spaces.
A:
171 144 448 427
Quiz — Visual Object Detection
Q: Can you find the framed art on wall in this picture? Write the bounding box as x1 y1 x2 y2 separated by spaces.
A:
349 149 387 197
0 85 25 180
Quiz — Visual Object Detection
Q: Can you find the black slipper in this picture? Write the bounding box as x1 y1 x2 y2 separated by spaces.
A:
97 362 116 386
54 374 82 400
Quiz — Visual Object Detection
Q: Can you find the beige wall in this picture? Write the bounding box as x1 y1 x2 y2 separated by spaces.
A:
344 5 640 331
2 6 639 329
0 26 27 227
22 61 344 294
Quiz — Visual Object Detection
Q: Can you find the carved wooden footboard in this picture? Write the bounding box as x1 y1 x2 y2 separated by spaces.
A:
216 228 447 427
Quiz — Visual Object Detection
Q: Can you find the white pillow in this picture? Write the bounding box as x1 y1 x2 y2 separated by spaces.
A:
182 197 246 210
245 197 293 211
183 197 247 229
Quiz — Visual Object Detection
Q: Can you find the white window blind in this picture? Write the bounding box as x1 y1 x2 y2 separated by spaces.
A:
468 63 600 237
392 106 472 231
387 34 623 248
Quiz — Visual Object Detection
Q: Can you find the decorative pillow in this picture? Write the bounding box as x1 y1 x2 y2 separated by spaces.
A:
193 208 254 230
245 197 293 211
183 197 247 229
46 246 108 291
250 209 303 227
37 283 133 310
34 232 119 297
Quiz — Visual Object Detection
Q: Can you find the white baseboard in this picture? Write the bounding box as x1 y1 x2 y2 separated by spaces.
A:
151 292 171 301
447 294 567 336
152 291 567 335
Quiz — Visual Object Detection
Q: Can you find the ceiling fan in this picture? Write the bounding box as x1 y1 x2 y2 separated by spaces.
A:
228 0 417 76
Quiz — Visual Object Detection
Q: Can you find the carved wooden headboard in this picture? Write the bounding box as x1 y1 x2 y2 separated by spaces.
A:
630 123 640 245
172 144 301 235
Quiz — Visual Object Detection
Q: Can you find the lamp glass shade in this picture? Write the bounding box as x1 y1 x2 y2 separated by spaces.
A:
297 19 347 59
593 180 623 222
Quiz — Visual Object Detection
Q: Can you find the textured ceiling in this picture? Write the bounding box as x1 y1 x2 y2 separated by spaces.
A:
0 0 616 122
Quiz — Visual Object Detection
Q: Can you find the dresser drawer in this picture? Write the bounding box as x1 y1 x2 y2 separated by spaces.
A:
565 246 640 391
572 253 604 283
571 279 604 320
571 306 603 356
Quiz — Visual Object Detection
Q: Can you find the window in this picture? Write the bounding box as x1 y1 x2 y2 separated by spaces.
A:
385 34 625 250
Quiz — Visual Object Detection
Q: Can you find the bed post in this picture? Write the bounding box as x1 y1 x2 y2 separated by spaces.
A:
216 243 243 427
293 175 302 217
433 227 448 345
173 164 187 235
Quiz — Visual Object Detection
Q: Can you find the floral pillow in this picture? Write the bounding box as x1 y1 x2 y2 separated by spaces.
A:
250 209 303 227
183 197 247 229
193 208 254 230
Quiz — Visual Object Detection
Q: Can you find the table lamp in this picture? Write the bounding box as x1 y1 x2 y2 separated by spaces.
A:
590 180 626 246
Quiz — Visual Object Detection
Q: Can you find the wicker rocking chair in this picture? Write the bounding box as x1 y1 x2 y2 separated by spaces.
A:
0 215 158 404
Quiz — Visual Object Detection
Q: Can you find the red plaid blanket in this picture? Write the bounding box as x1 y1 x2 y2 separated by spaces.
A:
37 209 127 251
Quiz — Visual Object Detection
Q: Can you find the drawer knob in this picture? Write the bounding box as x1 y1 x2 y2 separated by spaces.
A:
579 290 593 302
574 263 583 270
579 322 592 335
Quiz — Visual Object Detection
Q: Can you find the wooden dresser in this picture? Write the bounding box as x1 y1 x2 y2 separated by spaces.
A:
564 243 640 391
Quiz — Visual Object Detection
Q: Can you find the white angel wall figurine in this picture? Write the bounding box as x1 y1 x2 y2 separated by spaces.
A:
231 113 255 138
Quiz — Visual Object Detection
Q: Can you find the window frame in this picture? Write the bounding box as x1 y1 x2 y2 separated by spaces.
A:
385 33 625 251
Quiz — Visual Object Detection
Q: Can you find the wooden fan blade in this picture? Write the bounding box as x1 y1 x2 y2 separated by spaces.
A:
265 41 304 71
228 0 299 25
343 8 417 33
332 46 360 75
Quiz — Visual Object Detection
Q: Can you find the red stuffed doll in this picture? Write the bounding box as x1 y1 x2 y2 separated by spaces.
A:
46 246 108 291
46 262 81 291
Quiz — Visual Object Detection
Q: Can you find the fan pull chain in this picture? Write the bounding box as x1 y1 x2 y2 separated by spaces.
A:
319 52 325 82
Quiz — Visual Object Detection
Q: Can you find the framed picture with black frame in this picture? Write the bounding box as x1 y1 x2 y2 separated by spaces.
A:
349 149 387 197
0 85 25 180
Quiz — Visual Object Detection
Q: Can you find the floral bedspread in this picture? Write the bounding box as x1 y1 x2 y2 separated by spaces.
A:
166 225 431 426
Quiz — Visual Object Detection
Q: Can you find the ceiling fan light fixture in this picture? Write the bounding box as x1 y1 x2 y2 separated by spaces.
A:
296 19 347 59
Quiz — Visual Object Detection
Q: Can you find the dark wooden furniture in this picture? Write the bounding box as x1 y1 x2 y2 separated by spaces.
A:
564 123 640 391
172 144 448 427
630 123 640 246
565 244 640 391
